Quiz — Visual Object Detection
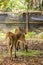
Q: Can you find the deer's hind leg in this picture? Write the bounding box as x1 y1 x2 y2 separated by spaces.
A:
14 40 18 58
8 44 13 60
10 46 13 60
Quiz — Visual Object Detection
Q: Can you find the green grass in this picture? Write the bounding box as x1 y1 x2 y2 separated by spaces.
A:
0 50 42 58
16 50 41 57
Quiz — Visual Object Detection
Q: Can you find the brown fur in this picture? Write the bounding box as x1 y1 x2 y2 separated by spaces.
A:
6 27 27 60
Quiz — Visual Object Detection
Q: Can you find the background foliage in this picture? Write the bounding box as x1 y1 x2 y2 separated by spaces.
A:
0 0 43 11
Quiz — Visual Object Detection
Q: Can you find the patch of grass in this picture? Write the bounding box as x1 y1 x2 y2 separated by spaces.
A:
16 50 41 56
0 50 42 58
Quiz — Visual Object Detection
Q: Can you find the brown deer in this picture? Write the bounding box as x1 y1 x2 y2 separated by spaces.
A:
6 27 28 60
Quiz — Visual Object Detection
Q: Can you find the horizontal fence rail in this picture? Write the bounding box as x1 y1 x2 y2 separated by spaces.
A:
0 21 43 24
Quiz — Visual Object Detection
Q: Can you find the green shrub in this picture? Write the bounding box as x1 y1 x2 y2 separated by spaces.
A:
39 32 43 38
25 32 36 39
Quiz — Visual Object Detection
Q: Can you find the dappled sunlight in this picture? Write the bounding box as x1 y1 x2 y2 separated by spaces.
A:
0 28 16 41
10 29 15 33
0 31 43 41
25 32 43 40
0 32 5 41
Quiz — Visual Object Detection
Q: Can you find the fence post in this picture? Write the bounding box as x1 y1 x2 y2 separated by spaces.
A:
26 11 29 32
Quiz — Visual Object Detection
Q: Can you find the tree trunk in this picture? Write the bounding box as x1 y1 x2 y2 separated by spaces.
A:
39 0 42 10
33 0 36 8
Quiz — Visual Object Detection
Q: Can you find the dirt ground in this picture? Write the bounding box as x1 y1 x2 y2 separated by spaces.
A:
0 54 43 65
0 40 43 65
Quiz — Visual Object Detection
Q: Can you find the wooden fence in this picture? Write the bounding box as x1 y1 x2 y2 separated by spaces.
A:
0 11 43 32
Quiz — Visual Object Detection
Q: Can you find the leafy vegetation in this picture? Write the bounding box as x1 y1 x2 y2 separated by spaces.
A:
38 32 43 38
25 32 43 39
25 32 36 39
0 0 43 11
